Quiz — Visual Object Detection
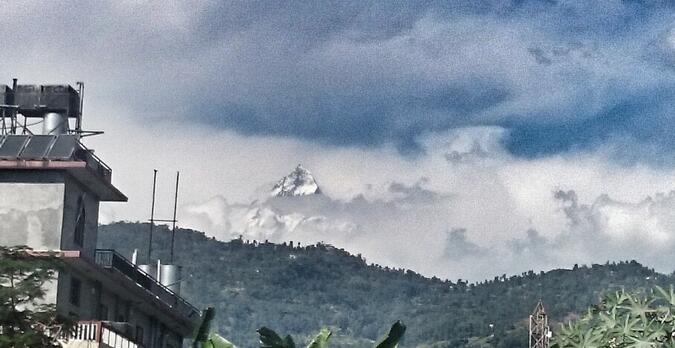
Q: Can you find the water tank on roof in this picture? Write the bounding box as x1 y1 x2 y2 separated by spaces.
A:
14 84 80 118
160 264 182 295
0 85 13 105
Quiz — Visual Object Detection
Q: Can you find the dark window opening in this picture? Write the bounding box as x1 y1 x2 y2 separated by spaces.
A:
99 304 108 320
74 196 86 246
136 326 144 345
69 278 81 307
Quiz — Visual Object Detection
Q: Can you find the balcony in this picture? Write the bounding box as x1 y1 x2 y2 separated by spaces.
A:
94 249 200 321
60 321 141 348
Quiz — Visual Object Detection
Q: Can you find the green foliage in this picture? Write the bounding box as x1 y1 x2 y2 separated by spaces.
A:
552 287 675 347
99 222 673 347
0 246 69 348
306 328 332 348
258 322 403 348
194 307 217 347
374 321 406 348
258 327 297 348
205 333 238 348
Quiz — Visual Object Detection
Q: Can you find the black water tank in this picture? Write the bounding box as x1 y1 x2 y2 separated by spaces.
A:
14 84 79 118
40 85 80 118
14 85 41 117
0 85 13 105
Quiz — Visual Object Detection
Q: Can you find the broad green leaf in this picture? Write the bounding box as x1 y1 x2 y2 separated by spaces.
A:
374 321 406 348
258 327 296 348
193 307 216 347
205 333 238 348
306 328 331 348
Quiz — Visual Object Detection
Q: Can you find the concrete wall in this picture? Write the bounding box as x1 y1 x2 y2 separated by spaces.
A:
0 180 64 250
0 170 102 259
61 174 100 259
56 269 98 319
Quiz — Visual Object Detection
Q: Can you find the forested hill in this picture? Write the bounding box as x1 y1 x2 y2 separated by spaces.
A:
98 222 673 348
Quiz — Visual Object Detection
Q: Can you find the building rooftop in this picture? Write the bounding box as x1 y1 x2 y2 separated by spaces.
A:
0 134 126 201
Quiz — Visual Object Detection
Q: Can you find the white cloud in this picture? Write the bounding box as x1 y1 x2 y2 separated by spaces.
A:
102 123 675 281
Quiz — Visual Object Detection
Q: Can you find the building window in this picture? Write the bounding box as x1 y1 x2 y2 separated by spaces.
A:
99 304 108 320
74 195 86 246
69 278 81 307
136 326 144 345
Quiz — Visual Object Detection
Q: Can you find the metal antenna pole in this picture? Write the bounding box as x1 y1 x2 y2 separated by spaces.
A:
170 171 180 263
76 82 84 133
148 169 158 263
11 79 17 135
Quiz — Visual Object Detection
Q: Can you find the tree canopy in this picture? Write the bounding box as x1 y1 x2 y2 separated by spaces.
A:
0 246 68 348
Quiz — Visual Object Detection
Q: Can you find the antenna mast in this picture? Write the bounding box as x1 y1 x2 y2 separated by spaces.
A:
146 170 180 263
529 300 551 348
170 171 180 263
148 169 158 263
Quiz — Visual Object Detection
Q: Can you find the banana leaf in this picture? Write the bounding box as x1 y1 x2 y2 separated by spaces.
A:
306 328 332 348
374 321 406 348
258 327 296 348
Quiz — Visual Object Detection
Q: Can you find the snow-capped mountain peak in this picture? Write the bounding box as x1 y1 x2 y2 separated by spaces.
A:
271 164 321 197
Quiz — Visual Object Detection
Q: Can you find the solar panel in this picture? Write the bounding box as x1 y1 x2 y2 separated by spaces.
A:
20 135 57 159
0 135 30 159
46 135 78 160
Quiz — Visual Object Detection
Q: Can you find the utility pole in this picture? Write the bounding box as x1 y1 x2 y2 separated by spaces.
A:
529 300 551 348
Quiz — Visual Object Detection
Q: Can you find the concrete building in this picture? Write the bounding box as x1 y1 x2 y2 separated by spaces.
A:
0 82 201 347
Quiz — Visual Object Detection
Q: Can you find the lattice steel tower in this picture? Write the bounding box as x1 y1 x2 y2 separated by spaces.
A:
529 300 551 348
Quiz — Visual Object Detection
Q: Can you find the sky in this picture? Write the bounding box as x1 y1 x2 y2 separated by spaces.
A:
2 0 675 281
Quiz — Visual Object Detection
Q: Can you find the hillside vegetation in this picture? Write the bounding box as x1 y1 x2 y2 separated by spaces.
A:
98 222 673 348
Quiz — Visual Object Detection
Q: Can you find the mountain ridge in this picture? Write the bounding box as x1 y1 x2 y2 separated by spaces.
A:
97 222 670 348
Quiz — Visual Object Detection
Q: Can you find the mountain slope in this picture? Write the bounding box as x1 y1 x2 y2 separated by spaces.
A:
97 222 671 348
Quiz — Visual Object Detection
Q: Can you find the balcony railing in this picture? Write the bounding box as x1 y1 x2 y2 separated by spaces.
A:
94 249 200 320
60 320 141 348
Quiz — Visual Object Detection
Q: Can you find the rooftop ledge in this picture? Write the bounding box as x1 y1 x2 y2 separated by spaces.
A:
0 134 127 201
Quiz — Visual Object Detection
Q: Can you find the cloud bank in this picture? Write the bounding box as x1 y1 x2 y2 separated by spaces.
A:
176 128 675 281
2 1 675 280
3 1 675 159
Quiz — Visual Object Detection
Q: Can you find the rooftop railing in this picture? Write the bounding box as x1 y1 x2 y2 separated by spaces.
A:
94 249 200 321
60 320 142 348
74 138 112 182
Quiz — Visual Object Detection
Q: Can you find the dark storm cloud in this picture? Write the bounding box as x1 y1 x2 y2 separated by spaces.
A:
187 0 675 159
3 1 675 161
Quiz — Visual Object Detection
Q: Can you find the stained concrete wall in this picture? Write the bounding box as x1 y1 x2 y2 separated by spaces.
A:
0 181 64 250
61 174 100 259
0 171 102 259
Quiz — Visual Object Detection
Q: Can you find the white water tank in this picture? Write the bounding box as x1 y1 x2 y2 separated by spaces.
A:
160 264 181 294
138 264 158 279
43 112 67 135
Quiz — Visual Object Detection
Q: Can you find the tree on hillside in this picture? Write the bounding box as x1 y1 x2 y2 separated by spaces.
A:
0 246 70 348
